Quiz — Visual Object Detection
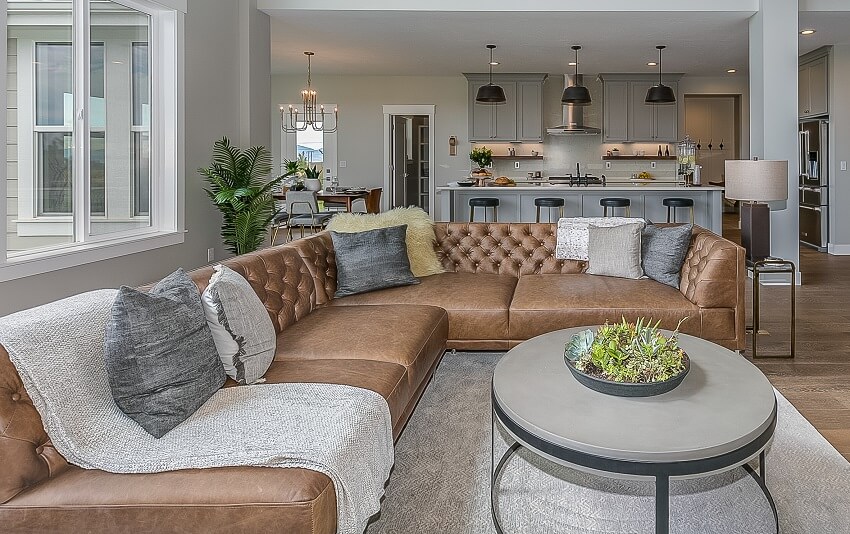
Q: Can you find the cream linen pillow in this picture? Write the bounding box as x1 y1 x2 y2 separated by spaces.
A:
586 223 645 279
326 207 444 277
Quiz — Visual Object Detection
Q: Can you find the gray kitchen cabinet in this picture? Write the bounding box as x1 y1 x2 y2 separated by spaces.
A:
517 81 543 141
799 55 828 118
464 73 547 142
493 82 517 141
653 86 679 142
600 74 680 143
628 81 656 141
602 81 629 142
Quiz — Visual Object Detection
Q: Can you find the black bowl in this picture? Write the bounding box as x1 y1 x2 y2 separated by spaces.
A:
565 354 690 397
456 180 475 187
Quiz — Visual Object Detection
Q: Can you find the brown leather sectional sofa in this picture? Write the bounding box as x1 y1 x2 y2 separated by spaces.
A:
0 222 744 533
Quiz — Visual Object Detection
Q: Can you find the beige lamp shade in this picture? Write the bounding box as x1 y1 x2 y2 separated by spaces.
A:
724 160 789 202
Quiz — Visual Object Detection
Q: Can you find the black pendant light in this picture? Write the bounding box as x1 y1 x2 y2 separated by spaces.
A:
475 44 507 104
646 45 676 105
561 45 592 105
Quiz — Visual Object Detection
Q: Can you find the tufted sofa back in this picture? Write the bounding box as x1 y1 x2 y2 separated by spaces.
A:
0 345 70 504
433 223 586 276
186 245 316 335
0 246 319 504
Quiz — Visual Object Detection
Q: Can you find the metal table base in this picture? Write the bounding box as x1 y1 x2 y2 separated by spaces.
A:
490 405 779 534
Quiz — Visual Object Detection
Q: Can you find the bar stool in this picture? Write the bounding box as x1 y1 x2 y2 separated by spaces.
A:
469 197 499 222
663 198 695 223
600 197 631 217
534 198 565 222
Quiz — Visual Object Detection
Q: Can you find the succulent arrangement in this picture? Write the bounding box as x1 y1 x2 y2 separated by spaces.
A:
565 318 688 384
469 145 493 169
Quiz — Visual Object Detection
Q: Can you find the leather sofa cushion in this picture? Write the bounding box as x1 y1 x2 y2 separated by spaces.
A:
331 273 516 343
509 274 701 341
2 464 336 534
275 305 448 413
226 358 411 433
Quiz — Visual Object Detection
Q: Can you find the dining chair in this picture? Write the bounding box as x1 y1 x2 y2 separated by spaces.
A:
283 191 333 240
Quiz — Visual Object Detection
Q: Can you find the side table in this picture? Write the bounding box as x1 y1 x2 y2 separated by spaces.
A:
747 258 796 358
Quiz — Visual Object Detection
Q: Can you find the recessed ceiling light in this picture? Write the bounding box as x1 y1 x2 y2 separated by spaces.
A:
568 61 577 66
727 69 737 73
800 29 816 35
489 61 499 66
647 62 658 67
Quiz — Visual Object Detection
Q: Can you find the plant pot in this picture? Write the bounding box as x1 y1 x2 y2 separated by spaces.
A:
565 354 690 397
304 178 322 191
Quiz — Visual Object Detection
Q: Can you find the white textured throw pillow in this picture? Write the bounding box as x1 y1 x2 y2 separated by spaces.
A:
202 265 276 385
555 217 646 260
586 223 645 279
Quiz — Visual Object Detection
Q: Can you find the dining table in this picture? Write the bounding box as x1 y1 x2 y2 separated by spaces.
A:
273 189 370 213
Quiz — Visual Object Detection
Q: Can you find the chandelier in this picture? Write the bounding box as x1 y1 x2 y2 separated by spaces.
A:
280 51 338 133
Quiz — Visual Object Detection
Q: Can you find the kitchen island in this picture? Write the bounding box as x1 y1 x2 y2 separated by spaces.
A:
436 183 725 234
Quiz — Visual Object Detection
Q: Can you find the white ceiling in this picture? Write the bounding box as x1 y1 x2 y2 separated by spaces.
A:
268 10 850 78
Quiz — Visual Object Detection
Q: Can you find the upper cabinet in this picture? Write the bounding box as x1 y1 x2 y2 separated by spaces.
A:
464 73 548 142
599 74 682 143
799 53 829 118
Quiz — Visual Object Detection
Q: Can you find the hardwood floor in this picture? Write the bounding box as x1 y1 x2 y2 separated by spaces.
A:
722 214 850 461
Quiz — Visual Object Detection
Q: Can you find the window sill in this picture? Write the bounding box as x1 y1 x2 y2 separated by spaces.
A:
0 230 186 283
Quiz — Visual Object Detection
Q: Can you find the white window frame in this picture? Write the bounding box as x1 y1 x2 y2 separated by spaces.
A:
0 0 185 282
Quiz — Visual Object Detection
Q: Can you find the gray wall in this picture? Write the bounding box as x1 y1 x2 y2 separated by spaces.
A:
1 0 267 316
270 74 471 193
829 45 850 252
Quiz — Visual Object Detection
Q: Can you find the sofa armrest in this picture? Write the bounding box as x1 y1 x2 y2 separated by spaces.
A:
680 227 746 349
680 227 745 308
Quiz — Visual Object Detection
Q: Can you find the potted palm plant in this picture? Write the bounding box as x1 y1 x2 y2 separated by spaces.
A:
199 137 295 255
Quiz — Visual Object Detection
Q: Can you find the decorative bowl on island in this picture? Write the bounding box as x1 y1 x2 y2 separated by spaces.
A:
564 318 690 397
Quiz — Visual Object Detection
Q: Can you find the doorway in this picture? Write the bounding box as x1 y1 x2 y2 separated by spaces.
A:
382 105 435 214
684 95 741 186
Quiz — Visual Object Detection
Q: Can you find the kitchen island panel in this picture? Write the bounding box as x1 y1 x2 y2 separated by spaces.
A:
437 185 724 233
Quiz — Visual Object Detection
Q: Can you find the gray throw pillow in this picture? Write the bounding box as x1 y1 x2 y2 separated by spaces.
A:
642 224 694 288
586 223 644 279
331 225 420 298
104 269 226 438
202 265 276 385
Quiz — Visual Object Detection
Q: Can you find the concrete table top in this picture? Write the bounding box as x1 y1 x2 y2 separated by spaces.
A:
493 328 777 465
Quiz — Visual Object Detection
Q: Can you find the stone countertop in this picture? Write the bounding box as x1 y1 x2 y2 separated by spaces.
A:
437 183 725 192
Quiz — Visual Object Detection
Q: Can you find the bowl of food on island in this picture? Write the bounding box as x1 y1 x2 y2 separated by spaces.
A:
493 176 516 187
456 179 475 187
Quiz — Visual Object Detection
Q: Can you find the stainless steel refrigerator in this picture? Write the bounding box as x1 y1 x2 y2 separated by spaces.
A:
799 119 829 250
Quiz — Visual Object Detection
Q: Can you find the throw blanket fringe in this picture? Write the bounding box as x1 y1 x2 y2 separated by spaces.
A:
0 290 393 534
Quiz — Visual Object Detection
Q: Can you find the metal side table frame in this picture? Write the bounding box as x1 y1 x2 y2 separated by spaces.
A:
748 258 796 359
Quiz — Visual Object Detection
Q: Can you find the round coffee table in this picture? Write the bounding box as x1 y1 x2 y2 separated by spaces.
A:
491 328 778 534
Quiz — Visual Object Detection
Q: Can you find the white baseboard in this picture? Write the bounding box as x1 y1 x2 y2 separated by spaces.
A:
828 243 850 255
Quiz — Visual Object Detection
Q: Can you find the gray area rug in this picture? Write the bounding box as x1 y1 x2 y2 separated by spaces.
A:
366 352 850 534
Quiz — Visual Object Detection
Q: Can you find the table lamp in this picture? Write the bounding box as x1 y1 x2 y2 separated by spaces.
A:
724 159 789 263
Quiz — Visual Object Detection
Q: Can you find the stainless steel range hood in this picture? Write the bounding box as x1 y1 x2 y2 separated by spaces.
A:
546 74 600 136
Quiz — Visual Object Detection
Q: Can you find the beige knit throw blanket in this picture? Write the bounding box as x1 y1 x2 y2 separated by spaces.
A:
0 289 393 534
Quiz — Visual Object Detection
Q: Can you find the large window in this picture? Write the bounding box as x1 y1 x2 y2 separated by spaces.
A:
2 0 182 279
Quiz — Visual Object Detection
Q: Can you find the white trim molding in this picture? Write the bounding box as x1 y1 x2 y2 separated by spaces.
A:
828 243 850 255
381 104 436 216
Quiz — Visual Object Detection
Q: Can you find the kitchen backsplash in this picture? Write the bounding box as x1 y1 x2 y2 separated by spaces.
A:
481 139 678 182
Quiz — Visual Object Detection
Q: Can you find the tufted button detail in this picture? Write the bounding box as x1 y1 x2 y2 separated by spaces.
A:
11 392 21 401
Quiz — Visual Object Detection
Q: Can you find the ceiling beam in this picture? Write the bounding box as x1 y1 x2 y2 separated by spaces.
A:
258 0 758 14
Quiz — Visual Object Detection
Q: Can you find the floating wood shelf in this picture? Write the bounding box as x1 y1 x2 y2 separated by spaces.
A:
492 155 544 160
602 156 677 161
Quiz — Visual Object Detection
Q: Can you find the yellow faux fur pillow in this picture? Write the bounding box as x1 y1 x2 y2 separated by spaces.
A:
326 207 444 277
